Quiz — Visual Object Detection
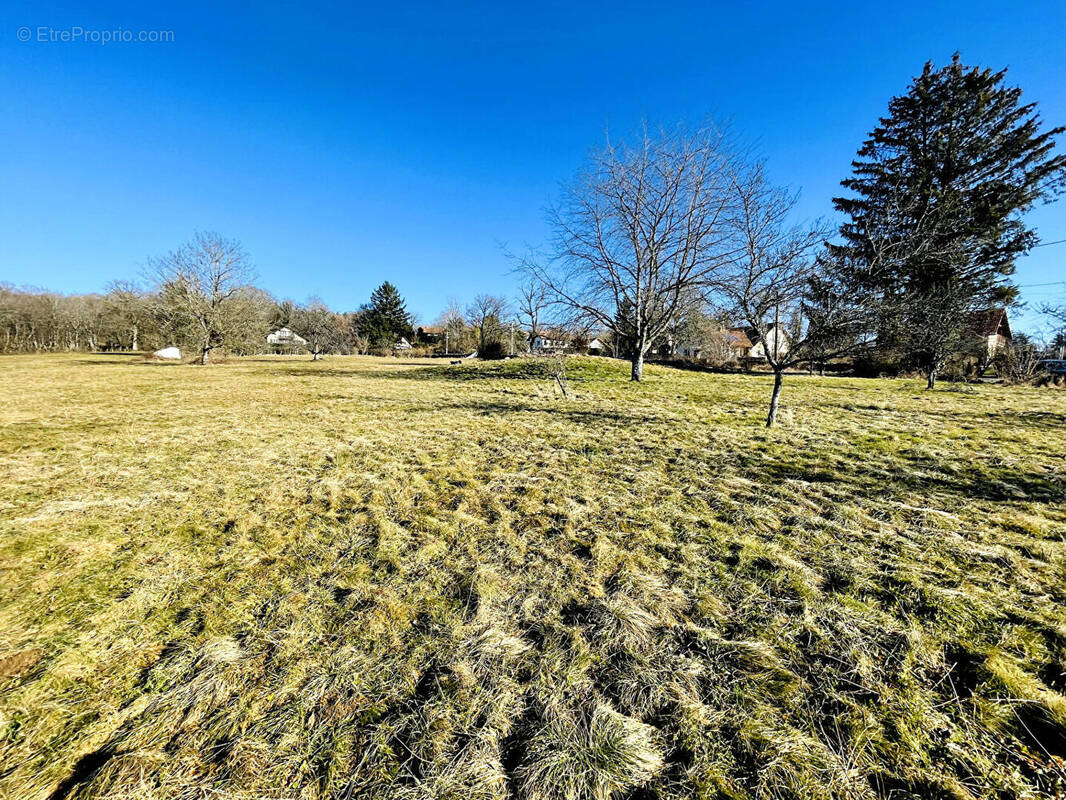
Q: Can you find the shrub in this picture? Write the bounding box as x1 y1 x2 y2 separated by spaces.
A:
479 341 507 360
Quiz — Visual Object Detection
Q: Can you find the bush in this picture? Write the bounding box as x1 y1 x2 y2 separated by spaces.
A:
997 339 1042 384
479 341 507 360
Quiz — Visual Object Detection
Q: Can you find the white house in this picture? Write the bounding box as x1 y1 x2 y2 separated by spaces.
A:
394 337 412 351
266 327 308 352
971 308 1012 358
532 332 569 353
676 325 788 362
747 324 790 360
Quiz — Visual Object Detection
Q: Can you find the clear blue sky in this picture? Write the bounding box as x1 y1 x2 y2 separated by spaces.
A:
2 0 1064 333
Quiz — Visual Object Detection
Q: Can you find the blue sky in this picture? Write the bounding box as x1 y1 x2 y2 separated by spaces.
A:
2 0 1064 333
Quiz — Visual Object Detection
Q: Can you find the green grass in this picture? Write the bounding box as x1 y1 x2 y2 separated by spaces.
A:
0 353 1064 800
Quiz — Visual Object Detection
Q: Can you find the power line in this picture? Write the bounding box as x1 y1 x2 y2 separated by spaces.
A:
1032 238 1066 248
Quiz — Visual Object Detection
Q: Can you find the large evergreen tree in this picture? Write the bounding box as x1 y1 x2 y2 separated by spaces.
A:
358 282 413 347
829 55 1066 387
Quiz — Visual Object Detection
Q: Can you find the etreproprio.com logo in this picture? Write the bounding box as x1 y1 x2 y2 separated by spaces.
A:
16 26 174 44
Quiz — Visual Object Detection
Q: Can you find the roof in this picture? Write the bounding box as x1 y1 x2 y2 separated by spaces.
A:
971 308 1012 338
538 328 571 339
419 325 444 334
724 327 754 349
267 327 307 344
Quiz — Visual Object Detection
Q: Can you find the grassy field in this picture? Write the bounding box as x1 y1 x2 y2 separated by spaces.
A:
1 353 1064 800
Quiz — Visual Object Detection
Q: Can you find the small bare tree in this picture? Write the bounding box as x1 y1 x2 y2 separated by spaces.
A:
516 122 737 381
435 299 467 355
715 164 867 426
151 232 256 364
466 294 510 352
516 281 551 353
1042 302 1066 333
291 298 342 360
104 281 149 351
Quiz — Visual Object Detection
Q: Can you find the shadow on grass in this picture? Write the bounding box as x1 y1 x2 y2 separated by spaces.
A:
72 355 144 366
246 357 636 384
429 397 670 426
760 448 1065 504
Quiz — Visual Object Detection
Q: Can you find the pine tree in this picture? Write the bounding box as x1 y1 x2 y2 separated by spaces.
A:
358 282 413 347
829 55 1066 387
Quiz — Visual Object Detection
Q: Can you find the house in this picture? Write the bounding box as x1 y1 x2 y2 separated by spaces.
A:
416 325 444 344
394 337 412 351
722 328 755 359
678 327 753 360
587 338 606 355
532 331 570 353
739 324 790 360
266 327 307 353
971 307 1012 357
674 324 789 362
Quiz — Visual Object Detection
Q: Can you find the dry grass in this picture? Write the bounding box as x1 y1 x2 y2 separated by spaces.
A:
0 353 1064 800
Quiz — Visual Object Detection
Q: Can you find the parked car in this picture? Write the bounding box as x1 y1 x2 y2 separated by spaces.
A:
1038 359 1066 375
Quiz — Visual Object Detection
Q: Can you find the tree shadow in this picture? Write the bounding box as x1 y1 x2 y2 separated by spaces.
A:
427 397 670 426
759 448 1064 505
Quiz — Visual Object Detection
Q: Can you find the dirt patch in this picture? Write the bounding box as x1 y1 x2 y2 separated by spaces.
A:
0 648 43 680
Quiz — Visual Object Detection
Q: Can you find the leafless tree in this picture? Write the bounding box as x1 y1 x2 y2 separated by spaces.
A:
466 294 510 352
435 299 468 354
714 164 868 426
515 122 737 381
1042 301 1066 330
151 232 257 364
104 281 148 351
516 281 551 352
291 298 343 360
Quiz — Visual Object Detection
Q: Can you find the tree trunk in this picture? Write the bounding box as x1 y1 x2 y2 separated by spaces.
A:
312 349 321 361
200 347 210 365
766 369 784 427
630 350 644 382
131 324 138 352
926 358 941 389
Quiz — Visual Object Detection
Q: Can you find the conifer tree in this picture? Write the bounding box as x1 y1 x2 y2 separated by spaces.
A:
359 282 413 346
830 55 1066 387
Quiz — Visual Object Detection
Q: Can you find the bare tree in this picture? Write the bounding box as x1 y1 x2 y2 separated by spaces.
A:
104 281 148 351
435 299 468 354
291 298 342 360
516 281 551 353
516 122 736 381
466 294 510 352
151 232 256 364
1042 301 1066 330
715 164 867 426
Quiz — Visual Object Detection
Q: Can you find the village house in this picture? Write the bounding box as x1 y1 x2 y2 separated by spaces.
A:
532 330 570 353
677 325 788 362
744 324 790 360
971 307 1013 357
416 325 444 344
266 327 308 353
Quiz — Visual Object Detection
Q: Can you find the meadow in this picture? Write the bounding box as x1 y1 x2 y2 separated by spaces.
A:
0 353 1064 800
